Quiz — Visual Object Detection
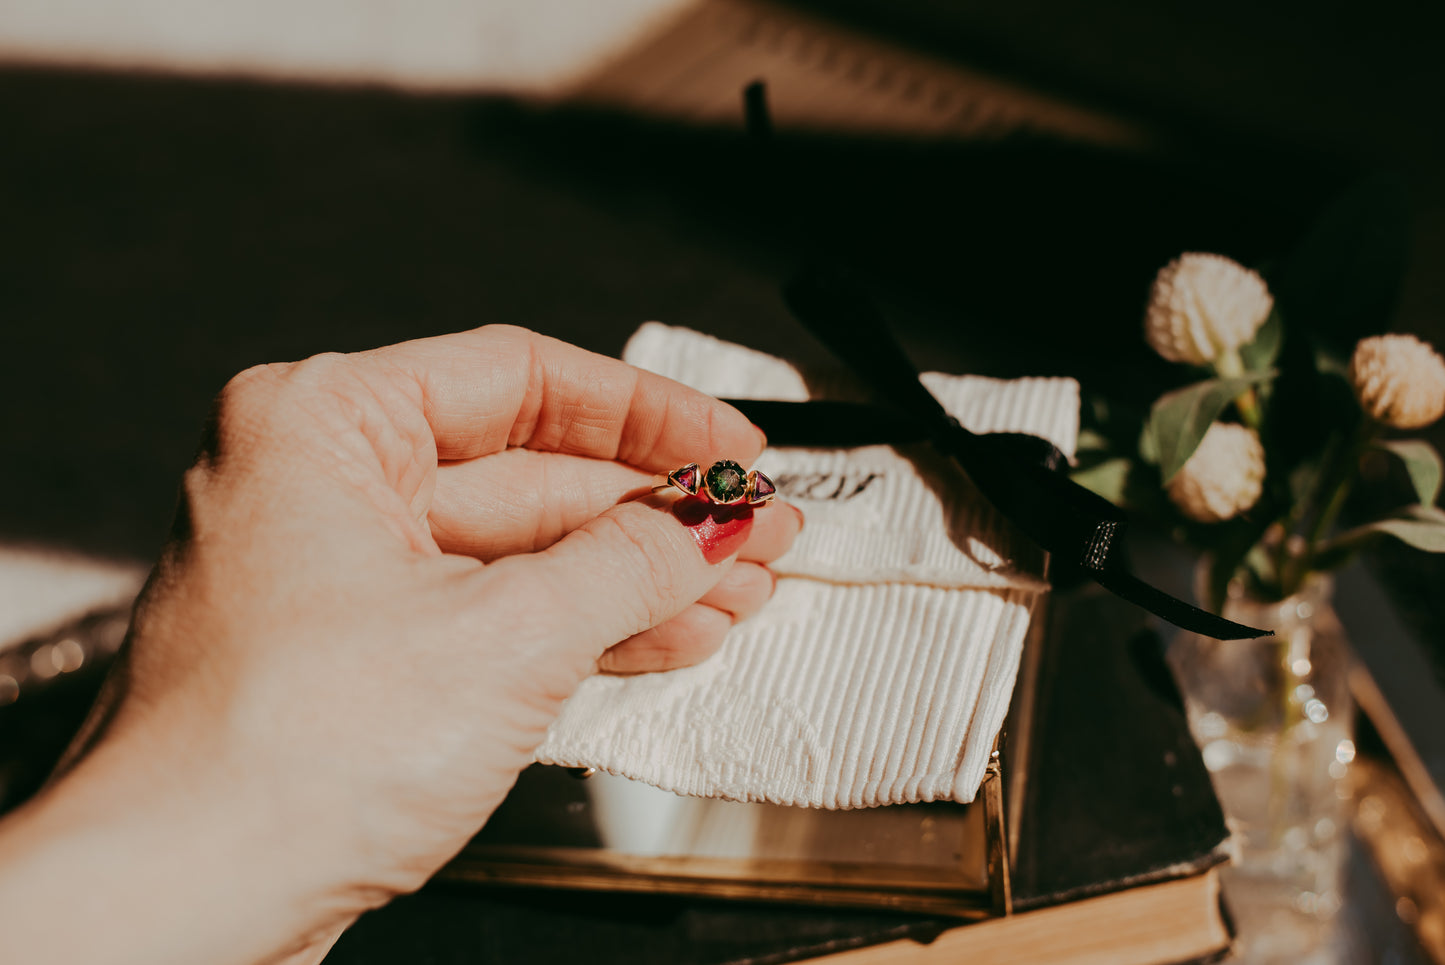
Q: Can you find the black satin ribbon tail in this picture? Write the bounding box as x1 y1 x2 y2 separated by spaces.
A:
755 266 1270 641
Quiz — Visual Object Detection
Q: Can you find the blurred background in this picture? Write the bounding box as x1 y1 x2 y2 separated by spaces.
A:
2 0 1443 560
4 3 1445 961
2 0 1444 798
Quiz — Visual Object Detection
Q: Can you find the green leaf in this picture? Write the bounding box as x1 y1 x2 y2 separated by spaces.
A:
1243 542 1280 590
1144 374 1274 483
1326 505 1445 555
1075 428 1113 455
1070 458 1133 505
1314 346 1350 379
1239 308 1283 373
1138 421 1159 466
1376 439 1443 507
1355 517 1445 552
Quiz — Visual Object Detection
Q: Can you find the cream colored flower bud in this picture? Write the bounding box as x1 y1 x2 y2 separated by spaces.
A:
1145 253 1274 365
1167 423 1266 523
1349 334 1445 429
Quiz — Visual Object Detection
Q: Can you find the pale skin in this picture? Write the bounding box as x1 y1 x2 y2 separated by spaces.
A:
0 326 802 965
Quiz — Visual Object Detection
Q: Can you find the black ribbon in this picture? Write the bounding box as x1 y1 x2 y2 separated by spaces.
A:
724 267 1269 640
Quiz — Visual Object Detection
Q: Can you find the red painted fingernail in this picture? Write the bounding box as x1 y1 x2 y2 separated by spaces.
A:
789 502 805 530
674 497 755 565
752 423 769 449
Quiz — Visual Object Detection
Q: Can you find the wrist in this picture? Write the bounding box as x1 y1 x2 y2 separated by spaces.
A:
0 710 361 965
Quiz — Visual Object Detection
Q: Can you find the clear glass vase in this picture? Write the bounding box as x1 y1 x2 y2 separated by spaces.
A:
1168 570 1356 963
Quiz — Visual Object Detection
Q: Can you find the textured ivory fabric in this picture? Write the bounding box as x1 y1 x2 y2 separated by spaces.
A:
535 323 1079 808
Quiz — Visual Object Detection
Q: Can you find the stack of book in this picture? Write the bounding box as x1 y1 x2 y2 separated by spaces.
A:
324 583 1235 965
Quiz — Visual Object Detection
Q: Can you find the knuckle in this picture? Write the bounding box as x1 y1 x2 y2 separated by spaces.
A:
206 363 288 454
205 352 362 461
285 351 351 388
476 323 533 342
216 362 284 413
469 324 538 362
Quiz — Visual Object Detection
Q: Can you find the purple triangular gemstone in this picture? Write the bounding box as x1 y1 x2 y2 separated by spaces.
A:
749 470 776 503
669 464 700 495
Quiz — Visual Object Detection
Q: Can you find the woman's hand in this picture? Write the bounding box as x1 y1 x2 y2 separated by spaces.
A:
0 326 801 965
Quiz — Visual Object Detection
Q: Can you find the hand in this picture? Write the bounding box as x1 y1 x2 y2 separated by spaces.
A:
0 326 801 965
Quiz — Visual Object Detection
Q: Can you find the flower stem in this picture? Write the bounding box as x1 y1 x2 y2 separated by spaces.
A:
1214 349 1263 430
1269 635 1304 843
1308 419 1377 545
1236 388 1263 431
1286 417 1378 594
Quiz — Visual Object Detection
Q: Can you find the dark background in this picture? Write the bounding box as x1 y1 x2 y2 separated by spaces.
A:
2 0 1443 639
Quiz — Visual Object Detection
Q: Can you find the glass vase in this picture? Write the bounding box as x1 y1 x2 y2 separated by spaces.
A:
1168 570 1355 963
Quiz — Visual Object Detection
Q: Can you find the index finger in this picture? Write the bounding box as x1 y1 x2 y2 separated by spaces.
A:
366 325 765 471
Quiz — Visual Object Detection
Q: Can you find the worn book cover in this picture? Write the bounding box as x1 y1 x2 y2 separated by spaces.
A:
323 584 1233 964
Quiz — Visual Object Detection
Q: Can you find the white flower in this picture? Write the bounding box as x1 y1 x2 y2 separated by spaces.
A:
1167 423 1266 523
1349 334 1445 429
1145 253 1274 366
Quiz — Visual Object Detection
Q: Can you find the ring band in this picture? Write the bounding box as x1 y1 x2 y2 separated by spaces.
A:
667 461 776 506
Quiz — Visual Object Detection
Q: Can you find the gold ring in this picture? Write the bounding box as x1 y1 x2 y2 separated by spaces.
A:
666 461 776 506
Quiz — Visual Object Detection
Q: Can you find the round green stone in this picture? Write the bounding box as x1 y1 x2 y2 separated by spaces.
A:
704 461 746 502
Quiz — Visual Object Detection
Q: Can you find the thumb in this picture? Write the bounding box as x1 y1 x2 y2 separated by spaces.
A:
481 494 754 666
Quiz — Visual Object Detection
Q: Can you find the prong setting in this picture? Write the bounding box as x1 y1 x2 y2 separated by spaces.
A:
703 460 748 505
667 463 701 496
746 470 776 505
666 461 774 506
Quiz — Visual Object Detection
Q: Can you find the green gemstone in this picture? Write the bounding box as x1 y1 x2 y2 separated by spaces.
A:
704 461 746 502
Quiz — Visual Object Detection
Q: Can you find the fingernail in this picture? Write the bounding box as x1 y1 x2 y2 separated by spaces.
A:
674 497 755 565
752 423 768 450
789 502 805 530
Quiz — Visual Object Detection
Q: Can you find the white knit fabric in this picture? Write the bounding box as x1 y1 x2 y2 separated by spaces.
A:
536 323 1079 808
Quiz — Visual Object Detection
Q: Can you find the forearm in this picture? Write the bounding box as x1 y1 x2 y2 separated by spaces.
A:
0 719 354 965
